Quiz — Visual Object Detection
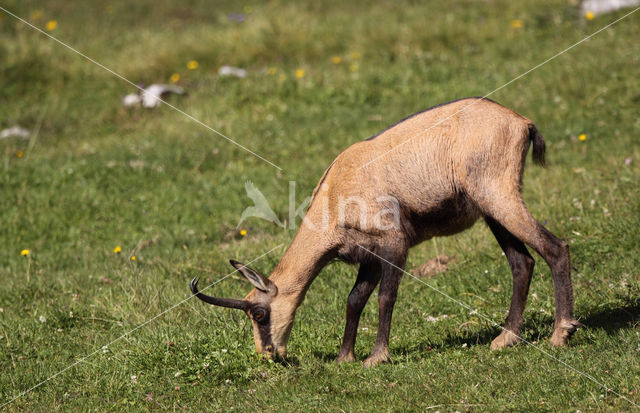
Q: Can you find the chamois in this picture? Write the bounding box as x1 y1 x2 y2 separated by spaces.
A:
191 97 580 367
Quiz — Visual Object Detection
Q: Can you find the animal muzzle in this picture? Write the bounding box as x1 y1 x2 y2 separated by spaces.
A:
258 344 286 360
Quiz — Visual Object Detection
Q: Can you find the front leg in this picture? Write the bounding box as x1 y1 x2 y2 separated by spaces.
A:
336 262 381 362
364 255 406 367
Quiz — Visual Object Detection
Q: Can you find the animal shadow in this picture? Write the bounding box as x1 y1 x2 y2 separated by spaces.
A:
310 299 640 362
581 297 640 333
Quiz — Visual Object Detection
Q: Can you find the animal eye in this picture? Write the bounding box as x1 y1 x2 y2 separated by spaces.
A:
253 309 266 321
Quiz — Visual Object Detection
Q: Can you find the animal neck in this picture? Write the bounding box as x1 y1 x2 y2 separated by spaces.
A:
269 221 336 307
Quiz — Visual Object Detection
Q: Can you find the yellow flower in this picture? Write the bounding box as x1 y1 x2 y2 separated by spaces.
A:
31 10 42 21
351 52 361 60
585 11 595 20
170 73 180 83
349 64 358 72
16 150 24 158
331 56 341 64
45 20 57 31
268 68 277 76
21 249 30 256
295 69 305 78
511 19 523 29
130 255 136 261
106 5 114 14
113 246 122 253
578 133 587 141
239 229 247 237
243 5 253 14
187 60 199 70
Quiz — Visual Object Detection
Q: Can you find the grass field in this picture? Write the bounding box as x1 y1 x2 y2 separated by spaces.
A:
1 0 640 410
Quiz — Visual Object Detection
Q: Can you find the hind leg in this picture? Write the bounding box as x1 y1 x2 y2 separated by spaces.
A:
483 196 579 346
336 261 381 362
364 252 406 367
486 217 535 349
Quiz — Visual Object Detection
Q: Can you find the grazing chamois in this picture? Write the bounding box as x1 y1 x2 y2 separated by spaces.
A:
191 97 580 367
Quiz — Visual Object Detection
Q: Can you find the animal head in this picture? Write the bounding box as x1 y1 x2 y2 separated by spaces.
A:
190 260 295 359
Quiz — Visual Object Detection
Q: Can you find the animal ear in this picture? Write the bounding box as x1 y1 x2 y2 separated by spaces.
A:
230 260 277 295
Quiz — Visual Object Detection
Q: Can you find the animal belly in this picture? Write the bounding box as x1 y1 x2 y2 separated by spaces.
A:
410 197 482 243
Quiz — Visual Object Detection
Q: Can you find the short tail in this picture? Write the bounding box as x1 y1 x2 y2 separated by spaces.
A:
528 124 546 167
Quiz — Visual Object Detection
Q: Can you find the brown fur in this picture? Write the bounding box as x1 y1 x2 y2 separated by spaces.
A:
193 98 579 365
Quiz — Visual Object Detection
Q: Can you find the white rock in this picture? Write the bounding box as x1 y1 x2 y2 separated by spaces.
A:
122 93 141 107
0 126 30 139
218 65 247 78
141 84 184 108
581 0 640 16
123 84 185 108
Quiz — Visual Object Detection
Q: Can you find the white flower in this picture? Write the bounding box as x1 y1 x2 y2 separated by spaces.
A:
39 315 46 323
131 375 138 384
426 314 448 322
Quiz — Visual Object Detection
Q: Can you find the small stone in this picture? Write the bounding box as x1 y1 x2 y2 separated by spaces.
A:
412 255 454 278
0 126 30 139
218 66 247 78
580 0 640 17
122 94 141 107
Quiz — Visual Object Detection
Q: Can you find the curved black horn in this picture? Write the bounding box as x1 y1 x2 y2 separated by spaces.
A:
190 276 248 310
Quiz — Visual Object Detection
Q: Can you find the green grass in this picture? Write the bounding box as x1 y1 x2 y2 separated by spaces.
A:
1 0 640 410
